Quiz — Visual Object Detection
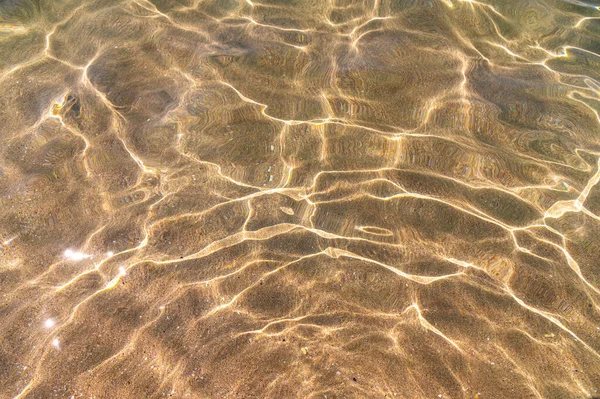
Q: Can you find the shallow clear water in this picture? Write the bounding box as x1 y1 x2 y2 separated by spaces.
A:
1 0 600 398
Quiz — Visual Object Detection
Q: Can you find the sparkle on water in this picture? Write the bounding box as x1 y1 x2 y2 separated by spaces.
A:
63 249 92 261
43 319 55 329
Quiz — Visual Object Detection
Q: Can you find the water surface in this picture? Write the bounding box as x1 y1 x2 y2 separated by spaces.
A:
1 0 600 398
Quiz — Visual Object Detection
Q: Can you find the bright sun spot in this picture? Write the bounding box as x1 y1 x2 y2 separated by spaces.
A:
64 249 92 261
44 319 56 328
52 338 60 348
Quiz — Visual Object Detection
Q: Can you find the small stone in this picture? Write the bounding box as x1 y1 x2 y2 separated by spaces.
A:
301 347 308 355
280 207 294 216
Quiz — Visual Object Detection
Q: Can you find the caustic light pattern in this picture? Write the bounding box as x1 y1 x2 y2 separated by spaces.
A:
1 0 600 398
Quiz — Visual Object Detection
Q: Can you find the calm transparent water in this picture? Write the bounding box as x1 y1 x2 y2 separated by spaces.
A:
1 0 600 398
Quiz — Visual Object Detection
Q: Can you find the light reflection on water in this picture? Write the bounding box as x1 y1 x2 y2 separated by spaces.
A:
1 0 600 398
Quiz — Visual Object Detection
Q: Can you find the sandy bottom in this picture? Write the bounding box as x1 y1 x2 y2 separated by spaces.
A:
1 0 600 398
